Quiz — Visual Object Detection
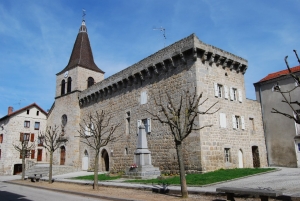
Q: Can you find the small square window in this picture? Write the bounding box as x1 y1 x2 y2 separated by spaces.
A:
24 121 30 128
34 122 40 130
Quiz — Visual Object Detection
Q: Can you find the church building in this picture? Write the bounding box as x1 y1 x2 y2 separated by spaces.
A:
46 19 268 174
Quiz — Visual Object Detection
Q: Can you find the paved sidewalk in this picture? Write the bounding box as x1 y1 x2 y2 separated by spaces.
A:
3 167 300 197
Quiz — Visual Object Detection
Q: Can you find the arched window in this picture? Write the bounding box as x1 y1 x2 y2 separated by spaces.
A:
67 77 72 93
61 80 65 95
87 77 94 88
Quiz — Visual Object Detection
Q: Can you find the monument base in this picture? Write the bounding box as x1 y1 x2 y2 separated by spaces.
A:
124 165 161 179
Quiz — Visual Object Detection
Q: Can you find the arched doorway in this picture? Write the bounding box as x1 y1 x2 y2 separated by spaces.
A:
60 146 66 165
238 149 244 168
252 146 260 168
82 150 89 170
101 149 109 171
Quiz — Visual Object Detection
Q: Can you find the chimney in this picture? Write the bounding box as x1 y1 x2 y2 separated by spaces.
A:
8 106 13 115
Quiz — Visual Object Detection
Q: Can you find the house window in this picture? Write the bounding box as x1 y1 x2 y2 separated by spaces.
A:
24 121 30 128
232 88 237 100
224 148 231 163
34 122 40 130
36 111 39 116
20 133 30 141
27 109 30 115
217 84 223 98
38 136 44 146
126 112 130 134
61 80 66 95
141 91 147 104
87 77 95 88
31 150 35 159
67 77 72 93
0 134 3 143
235 116 240 129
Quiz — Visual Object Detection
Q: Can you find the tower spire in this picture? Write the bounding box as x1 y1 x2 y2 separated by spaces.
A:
57 17 104 75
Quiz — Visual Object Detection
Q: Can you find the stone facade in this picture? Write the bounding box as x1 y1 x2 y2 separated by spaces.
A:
0 104 47 175
48 21 267 174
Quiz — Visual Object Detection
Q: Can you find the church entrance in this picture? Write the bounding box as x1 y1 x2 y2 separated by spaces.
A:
101 149 109 171
82 150 89 170
60 146 66 165
252 146 260 167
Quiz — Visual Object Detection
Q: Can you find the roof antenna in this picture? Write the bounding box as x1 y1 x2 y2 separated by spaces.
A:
82 9 86 21
153 26 166 47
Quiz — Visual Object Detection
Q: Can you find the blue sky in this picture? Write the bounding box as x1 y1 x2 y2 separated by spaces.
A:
1 0 300 117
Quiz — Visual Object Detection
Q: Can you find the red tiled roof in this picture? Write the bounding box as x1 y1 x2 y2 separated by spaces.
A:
257 65 300 83
0 103 47 121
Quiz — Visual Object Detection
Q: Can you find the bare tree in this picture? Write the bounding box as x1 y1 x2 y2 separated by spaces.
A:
77 110 121 190
13 139 35 180
146 88 219 198
39 125 67 183
272 50 300 123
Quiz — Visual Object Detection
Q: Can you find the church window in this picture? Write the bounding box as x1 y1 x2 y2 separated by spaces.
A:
87 77 95 88
126 112 130 135
67 77 72 93
224 148 231 163
61 80 66 95
140 91 147 104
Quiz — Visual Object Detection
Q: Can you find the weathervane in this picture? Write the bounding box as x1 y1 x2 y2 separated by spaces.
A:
153 26 166 47
82 9 86 21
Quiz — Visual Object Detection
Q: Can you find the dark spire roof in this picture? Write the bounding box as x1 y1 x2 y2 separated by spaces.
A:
57 20 104 75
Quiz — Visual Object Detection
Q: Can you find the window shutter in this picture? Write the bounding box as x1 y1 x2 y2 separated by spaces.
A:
214 83 218 97
232 115 237 129
141 91 147 104
31 150 35 159
238 89 243 102
147 118 151 133
224 86 229 99
137 120 141 134
20 133 24 141
241 116 245 130
0 134 3 143
220 113 227 128
20 153 22 159
230 87 234 100
30 133 34 142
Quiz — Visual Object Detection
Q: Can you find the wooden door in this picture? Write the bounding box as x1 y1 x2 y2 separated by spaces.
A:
60 146 65 165
37 149 42 161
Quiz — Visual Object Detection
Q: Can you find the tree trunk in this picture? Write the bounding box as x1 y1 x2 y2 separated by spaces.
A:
93 153 99 190
21 150 25 180
49 151 53 184
176 141 188 198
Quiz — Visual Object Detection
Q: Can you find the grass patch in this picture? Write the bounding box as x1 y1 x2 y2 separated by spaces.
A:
72 173 121 181
126 168 275 186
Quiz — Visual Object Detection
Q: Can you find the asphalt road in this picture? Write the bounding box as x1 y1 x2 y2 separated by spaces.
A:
0 181 109 201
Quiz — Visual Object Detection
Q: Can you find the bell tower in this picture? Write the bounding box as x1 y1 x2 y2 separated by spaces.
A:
55 20 104 98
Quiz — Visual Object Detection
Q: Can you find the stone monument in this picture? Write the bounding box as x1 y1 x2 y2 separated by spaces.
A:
124 124 160 179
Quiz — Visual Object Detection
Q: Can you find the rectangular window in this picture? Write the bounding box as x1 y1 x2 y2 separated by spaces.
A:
126 112 130 134
20 133 30 141
34 122 40 130
141 91 147 104
219 113 227 128
0 134 3 143
235 116 240 129
232 115 245 130
31 150 35 159
36 111 39 116
38 136 44 146
249 118 255 133
214 83 224 98
24 121 30 128
224 148 231 163
27 109 30 115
